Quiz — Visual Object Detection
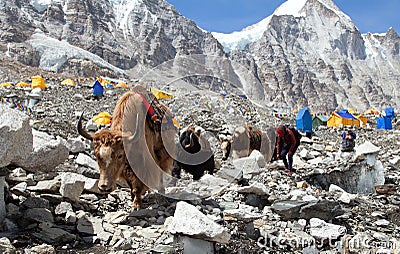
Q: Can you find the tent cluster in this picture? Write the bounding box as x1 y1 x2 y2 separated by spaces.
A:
296 107 396 131
0 76 47 89
92 80 174 100
0 76 132 90
97 76 129 89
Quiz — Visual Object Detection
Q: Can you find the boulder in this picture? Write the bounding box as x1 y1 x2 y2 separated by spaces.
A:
168 201 230 244
19 130 69 172
0 105 32 167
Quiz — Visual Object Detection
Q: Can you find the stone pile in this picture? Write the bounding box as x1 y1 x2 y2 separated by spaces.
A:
0 85 399 253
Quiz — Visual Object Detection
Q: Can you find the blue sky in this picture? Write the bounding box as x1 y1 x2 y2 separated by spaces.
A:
165 0 400 34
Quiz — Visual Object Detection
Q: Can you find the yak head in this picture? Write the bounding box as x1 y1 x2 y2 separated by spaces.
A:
179 126 201 154
220 124 252 160
77 113 141 192
219 135 232 161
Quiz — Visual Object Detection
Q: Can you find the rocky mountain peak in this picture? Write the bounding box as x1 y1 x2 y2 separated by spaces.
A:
0 0 399 113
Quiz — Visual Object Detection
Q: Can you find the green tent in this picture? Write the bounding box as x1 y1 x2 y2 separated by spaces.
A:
312 115 329 130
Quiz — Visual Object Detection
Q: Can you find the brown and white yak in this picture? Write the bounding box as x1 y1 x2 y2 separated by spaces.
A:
172 126 215 180
78 85 177 209
220 123 276 162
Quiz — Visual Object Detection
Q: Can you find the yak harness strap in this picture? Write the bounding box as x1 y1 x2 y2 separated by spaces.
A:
134 91 175 127
134 92 161 124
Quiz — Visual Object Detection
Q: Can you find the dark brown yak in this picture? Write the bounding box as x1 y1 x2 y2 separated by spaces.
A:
78 85 176 209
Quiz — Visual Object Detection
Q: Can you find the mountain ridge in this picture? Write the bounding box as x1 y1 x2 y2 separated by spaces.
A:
0 0 399 112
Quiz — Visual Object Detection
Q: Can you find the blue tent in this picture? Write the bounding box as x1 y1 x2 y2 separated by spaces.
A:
377 117 392 130
337 109 358 119
328 109 360 127
92 80 104 96
296 107 312 132
385 107 395 120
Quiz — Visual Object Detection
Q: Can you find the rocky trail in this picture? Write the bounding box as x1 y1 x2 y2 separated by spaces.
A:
0 83 399 253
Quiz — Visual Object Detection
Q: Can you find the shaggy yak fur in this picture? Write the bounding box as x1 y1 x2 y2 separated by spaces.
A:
78 85 176 209
172 126 215 180
220 123 276 162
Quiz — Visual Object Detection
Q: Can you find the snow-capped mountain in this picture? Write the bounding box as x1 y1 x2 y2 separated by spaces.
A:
217 0 400 111
0 0 399 112
213 0 354 53
0 0 227 77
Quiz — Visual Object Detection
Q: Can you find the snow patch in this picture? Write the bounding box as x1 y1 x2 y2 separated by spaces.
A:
28 33 125 74
111 0 142 38
274 0 307 17
30 0 52 12
212 16 271 53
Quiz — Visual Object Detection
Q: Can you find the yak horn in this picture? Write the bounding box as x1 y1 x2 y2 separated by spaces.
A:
127 113 142 143
185 132 194 149
77 112 94 140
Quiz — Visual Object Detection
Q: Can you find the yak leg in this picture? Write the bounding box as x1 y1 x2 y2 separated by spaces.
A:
131 184 146 210
171 160 182 179
128 175 146 210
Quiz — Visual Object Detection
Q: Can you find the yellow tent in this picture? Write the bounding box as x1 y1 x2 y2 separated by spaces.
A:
115 82 129 88
92 112 112 125
61 78 76 86
15 81 30 87
151 87 174 99
356 114 368 126
346 108 356 114
327 110 360 127
31 76 47 89
0 82 12 87
172 118 181 128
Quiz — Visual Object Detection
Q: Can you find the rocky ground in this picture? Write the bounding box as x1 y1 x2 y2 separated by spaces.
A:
0 82 399 254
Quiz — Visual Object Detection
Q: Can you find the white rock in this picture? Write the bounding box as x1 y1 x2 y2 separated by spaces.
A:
0 105 33 168
0 237 17 253
28 88 43 99
26 243 55 254
168 201 230 244
309 218 346 241
249 150 266 168
223 204 262 221
237 182 269 196
27 178 61 193
19 130 69 172
299 148 312 159
309 150 321 157
355 141 380 157
104 211 129 224
65 211 77 224
374 219 390 227
55 202 73 215
389 156 400 167
10 182 28 195
76 153 98 170
328 184 357 204
59 172 85 201
312 144 325 152
233 157 261 180
307 157 324 165
65 137 86 153
86 120 98 131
